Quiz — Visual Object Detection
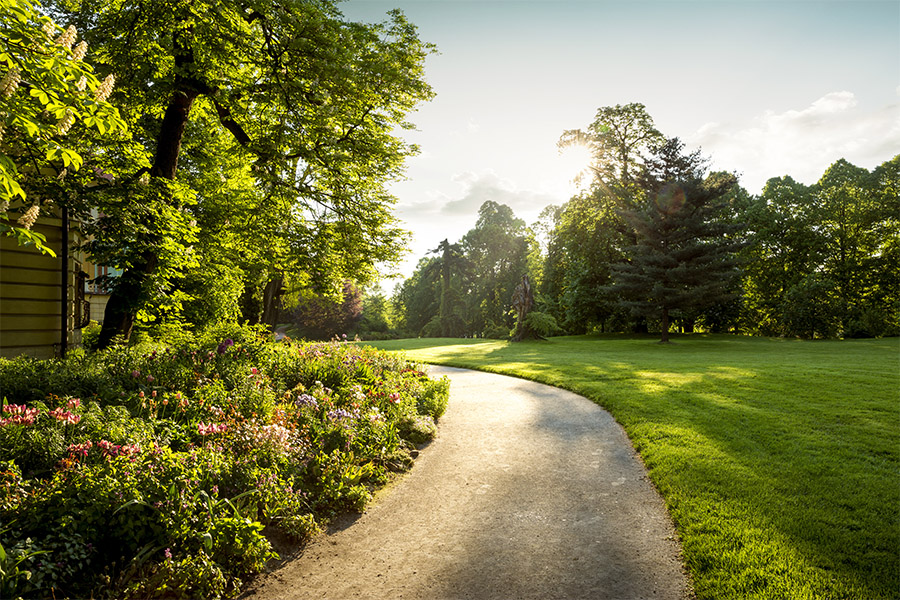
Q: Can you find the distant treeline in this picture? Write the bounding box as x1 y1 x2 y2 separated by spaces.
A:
379 104 898 340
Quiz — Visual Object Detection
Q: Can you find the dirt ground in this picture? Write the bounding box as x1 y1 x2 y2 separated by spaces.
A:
240 366 693 600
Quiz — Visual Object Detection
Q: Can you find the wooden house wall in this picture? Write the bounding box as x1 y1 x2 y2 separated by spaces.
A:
0 214 84 358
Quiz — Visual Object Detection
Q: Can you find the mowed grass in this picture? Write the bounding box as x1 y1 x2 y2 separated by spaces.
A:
368 334 900 600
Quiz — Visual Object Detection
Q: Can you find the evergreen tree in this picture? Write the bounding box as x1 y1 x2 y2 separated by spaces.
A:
427 239 469 337
610 138 743 342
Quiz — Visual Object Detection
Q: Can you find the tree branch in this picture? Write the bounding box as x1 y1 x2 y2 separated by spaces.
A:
212 99 252 146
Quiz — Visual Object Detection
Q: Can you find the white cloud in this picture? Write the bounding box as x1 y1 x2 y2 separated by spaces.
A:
690 91 900 193
441 171 558 217
388 170 565 280
399 170 560 220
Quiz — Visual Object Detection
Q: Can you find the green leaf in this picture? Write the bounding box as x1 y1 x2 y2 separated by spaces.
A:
29 88 50 105
18 117 40 137
59 148 83 170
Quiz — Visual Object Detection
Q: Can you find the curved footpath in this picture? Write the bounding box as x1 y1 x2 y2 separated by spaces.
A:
242 366 692 600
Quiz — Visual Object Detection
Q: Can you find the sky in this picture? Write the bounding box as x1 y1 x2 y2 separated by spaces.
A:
339 0 900 283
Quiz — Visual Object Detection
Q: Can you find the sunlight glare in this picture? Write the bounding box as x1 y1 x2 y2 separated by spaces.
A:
554 143 594 196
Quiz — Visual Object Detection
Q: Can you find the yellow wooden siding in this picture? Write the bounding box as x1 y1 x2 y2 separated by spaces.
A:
0 314 61 330
0 266 59 285
1 212 86 358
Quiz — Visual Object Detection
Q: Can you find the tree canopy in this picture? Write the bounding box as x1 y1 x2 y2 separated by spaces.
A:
0 0 126 254
38 0 435 347
395 102 896 342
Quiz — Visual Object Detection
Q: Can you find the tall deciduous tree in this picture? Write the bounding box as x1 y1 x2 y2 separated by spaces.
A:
815 158 897 335
548 191 626 333
52 0 434 347
461 201 531 337
559 102 664 187
393 256 440 336
740 176 823 335
610 138 743 342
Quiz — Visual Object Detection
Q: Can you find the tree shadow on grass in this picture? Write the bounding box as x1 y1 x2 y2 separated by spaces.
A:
442 345 899 599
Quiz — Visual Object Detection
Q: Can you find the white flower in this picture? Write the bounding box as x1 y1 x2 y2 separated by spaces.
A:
57 108 76 135
41 20 55 38
75 76 87 91
1 68 21 97
72 41 88 61
0 199 9 213
17 205 40 230
55 25 77 50
94 74 115 102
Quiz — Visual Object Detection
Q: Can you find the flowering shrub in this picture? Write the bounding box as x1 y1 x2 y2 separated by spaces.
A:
0 325 448 599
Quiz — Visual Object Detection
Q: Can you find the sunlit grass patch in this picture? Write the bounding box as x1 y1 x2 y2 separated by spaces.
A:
369 334 900 600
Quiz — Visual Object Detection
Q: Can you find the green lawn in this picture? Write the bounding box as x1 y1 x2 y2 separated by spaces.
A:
368 334 900 600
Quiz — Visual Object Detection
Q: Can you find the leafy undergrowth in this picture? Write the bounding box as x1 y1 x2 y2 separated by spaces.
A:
0 325 449 599
371 334 900 600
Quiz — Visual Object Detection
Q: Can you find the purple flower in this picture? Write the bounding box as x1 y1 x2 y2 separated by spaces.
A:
295 394 318 410
327 408 357 422
217 338 234 354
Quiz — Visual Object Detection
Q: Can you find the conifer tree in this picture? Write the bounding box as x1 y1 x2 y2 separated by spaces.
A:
610 138 743 342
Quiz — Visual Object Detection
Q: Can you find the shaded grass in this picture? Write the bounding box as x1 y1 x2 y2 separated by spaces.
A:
368 334 900 600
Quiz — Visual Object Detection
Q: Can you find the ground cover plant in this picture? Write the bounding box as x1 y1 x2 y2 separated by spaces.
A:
0 325 449 599
370 334 899 600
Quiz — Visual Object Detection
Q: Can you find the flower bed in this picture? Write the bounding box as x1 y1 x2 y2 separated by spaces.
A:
0 326 448 599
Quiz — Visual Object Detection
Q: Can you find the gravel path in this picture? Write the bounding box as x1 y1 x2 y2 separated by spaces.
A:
241 366 693 600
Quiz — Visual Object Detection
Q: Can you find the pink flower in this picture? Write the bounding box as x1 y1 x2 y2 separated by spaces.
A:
67 398 81 410
49 408 80 424
121 444 141 455
250 367 258 375
67 440 93 457
146 375 155 383
197 422 228 436
1 404 41 425
131 370 140 378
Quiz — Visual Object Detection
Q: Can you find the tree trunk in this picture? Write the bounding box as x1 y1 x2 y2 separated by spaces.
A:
240 285 261 325
660 307 670 343
97 26 201 349
511 274 542 342
97 252 158 348
261 276 285 328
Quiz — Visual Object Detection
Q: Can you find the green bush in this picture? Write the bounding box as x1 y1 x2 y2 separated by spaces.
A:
399 415 437 445
0 326 445 599
525 311 563 337
81 321 102 350
416 375 450 419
